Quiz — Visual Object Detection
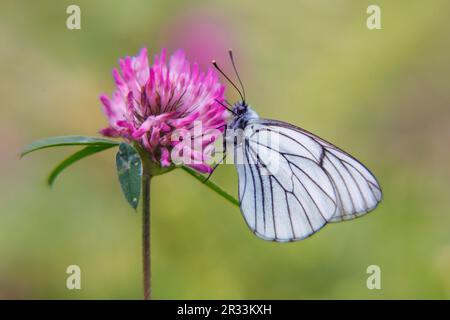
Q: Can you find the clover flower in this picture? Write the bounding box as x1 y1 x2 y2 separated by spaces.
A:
99 48 227 173
22 47 239 301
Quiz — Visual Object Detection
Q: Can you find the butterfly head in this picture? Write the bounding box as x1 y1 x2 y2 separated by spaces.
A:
232 101 248 117
232 101 259 125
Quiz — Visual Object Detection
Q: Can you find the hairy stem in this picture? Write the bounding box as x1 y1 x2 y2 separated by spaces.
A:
142 172 151 300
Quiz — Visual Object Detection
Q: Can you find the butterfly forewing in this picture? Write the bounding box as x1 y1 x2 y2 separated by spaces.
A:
233 118 382 242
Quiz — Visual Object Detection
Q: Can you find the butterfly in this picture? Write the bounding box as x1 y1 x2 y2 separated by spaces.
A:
210 51 382 242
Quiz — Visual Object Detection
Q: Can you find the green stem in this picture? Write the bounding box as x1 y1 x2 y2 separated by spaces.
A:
142 172 151 300
181 166 239 207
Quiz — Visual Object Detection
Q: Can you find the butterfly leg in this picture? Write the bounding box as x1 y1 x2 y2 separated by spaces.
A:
203 125 228 183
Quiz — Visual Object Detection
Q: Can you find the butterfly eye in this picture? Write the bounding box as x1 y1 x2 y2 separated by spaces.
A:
236 105 247 115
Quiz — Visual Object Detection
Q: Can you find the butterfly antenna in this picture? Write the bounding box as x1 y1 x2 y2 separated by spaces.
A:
212 60 245 103
215 99 237 116
228 49 246 104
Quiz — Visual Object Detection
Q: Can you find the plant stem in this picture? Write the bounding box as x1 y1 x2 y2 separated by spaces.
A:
181 166 239 207
142 172 151 300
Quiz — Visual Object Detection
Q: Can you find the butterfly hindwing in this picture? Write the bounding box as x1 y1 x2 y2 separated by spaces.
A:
233 118 382 242
234 122 337 241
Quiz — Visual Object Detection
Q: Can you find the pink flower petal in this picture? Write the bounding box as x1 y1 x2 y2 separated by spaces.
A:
100 48 226 173
187 163 213 174
160 147 171 167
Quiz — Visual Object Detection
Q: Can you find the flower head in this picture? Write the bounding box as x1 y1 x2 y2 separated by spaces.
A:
100 48 227 173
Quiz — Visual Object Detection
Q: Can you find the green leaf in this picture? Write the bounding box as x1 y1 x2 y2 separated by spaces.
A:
116 143 142 210
47 145 117 186
181 166 239 207
21 135 120 157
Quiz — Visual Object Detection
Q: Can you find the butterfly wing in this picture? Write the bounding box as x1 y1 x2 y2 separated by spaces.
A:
234 119 382 242
257 119 383 222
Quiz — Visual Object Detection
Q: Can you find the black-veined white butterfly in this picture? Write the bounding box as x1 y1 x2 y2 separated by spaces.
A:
211 51 382 242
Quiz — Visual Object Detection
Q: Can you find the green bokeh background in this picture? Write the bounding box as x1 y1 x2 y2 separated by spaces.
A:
1 0 450 299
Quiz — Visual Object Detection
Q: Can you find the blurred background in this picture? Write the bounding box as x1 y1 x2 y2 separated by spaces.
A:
1 0 450 299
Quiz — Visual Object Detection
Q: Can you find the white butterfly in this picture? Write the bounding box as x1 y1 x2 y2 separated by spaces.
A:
213 52 382 242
